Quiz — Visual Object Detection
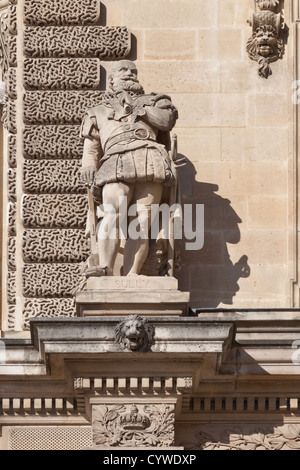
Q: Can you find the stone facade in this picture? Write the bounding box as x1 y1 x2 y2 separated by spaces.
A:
0 0 130 332
0 0 296 333
1 0 300 453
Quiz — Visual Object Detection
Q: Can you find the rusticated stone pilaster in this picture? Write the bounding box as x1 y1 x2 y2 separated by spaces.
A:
2 0 132 331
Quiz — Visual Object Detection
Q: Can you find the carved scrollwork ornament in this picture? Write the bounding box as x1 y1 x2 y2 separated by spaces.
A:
247 0 285 78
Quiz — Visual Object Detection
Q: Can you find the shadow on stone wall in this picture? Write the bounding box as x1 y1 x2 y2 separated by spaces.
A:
176 157 250 308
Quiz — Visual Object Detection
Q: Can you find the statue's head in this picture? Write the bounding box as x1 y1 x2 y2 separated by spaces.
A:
108 60 144 94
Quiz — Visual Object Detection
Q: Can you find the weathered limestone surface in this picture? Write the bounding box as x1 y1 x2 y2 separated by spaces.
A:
22 229 90 263
23 264 85 297
24 0 101 26
23 91 104 125
0 313 300 450
0 0 295 332
23 126 83 159
76 276 190 317
23 160 85 194
0 0 132 331
1 0 300 454
24 26 130 59
23 59 101 90
21 194 88 228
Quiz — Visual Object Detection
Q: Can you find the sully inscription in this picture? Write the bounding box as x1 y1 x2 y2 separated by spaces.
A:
114 279 150 289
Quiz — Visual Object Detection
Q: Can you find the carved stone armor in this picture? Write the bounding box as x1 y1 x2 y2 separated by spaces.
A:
81 92 178 188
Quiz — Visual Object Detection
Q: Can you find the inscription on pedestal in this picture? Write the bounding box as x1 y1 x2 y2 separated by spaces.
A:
114 279 150 289
86 276 178 291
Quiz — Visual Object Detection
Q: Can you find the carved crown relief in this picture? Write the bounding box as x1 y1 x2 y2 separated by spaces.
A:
247 0 285 78
92 404 175 448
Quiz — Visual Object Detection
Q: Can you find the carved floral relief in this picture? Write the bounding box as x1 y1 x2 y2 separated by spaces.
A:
184 425 300 450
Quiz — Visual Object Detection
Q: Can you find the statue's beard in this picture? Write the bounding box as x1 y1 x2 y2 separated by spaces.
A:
113 79 144 95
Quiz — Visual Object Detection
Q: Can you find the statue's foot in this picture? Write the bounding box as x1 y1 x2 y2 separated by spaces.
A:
85 266 112 278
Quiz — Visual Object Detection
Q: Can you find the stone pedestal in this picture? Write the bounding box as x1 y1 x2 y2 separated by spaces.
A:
76 276 190 317
73 275 192 448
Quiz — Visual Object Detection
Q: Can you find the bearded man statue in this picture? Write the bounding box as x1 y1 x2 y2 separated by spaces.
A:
80 60 178 277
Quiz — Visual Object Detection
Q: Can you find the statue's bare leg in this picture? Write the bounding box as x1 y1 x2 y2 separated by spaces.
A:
123 182 163 276
90 182 133 276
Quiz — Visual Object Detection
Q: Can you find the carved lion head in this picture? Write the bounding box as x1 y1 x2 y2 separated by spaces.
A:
115 315 155 352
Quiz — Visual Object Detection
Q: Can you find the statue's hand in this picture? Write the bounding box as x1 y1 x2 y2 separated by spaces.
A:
80 167 96 185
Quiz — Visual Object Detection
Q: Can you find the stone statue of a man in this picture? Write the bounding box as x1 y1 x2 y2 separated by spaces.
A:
80 60 178 277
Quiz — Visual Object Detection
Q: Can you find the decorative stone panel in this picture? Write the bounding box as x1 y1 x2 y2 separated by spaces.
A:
23 90 103 125
23 298 77 329
0 9 8 78
7 426 92 451
23 126 83 159
8 202 16 236
22 264 85 297
21 194 88 229
7 2 17 35
23 160 85 194
8 133 16 167
23 58 101 90
8 168 16 202
182 424 300 451
24 26 130 59
6 97 16 132
7 67 16 98
92 404 176 448
24 0 101 26
7 34 16 66
7 237 16 270
22 229 90 263
7 271 16 304
7 305 16 330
